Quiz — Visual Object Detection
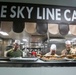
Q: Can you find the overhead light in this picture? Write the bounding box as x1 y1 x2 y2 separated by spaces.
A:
0 24 8 36
50 39 63 42
0 31 8 36
22 39 28 42
68 31 71 34
20 42 24 44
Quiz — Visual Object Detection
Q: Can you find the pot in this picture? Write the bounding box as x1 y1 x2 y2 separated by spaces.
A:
58 23 69 35
13 21 24 33
36 22 48 34
25 22 36 34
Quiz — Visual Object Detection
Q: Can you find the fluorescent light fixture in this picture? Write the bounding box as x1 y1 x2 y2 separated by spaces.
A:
0 31 8 36
22 39 28 42
68 31 71 34
20 42 24 44
50 39 63 42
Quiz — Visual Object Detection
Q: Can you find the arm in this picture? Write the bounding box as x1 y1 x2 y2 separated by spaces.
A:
61 50 66 55
4 49 12 57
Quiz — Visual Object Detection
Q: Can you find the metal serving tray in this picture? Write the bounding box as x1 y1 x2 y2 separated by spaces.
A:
10 57 38 61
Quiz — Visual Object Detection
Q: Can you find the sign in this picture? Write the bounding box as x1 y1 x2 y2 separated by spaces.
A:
0 2 76 24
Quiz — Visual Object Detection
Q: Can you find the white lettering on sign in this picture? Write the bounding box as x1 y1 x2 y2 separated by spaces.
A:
56 9 61 20
64 9 71 21
17 6 25 18
10 6 16 18
1 5 7 18
46 8 54 20
37 7 42 19
26 7 33 19
72 10 76 21
0 4 76 23
43 8 45 19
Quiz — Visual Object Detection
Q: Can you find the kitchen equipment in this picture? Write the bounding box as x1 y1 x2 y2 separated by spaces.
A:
25 22 36 34
48 24 59 34
36 22 48 34
13 21 24 33
58 23 69 35
69 25 76 35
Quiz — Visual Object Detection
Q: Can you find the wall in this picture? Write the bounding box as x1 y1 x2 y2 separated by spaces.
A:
0 67 76 75
0 0 76 75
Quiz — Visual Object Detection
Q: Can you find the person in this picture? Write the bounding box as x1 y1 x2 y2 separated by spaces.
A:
6 43 23 57
61 40 75 55
31 50 37 57
45 44 58 56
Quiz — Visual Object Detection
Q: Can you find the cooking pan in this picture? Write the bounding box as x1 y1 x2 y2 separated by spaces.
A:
1 21 12 33
36 22 48 34
13 21 24 33
25 22 36 34
69 25 76 35
48 24 59 34
58 23 69 35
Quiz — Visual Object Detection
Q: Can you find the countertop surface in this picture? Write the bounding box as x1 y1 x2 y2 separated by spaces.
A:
0 57 76 67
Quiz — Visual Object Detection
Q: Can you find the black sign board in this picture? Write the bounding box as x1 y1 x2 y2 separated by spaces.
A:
0 2 76 24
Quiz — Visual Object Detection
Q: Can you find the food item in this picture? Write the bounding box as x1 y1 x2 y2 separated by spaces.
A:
66 55 73 59
37 54 41 57
60 55 66 58
40 55 62 61
72 54 76 58
72 54 76 59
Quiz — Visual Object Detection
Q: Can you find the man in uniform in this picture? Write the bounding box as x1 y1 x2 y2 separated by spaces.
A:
45 44 57 56
6 43 23 57
61 40 75 55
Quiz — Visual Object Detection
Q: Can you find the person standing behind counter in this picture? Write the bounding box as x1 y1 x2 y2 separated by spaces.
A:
6 43 23 57
45 44 58 56
61 40 76 55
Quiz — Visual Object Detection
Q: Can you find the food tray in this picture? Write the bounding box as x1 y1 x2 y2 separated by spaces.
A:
10 57 38 61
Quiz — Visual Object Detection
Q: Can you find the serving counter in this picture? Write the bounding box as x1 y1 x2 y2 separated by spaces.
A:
0 57 76 67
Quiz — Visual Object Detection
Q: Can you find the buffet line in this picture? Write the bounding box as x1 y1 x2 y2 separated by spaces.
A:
0 54 76 67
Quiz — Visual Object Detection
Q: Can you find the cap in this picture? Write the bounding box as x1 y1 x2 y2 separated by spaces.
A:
50 44 57 50
13 40 20 45
65 40 71 44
